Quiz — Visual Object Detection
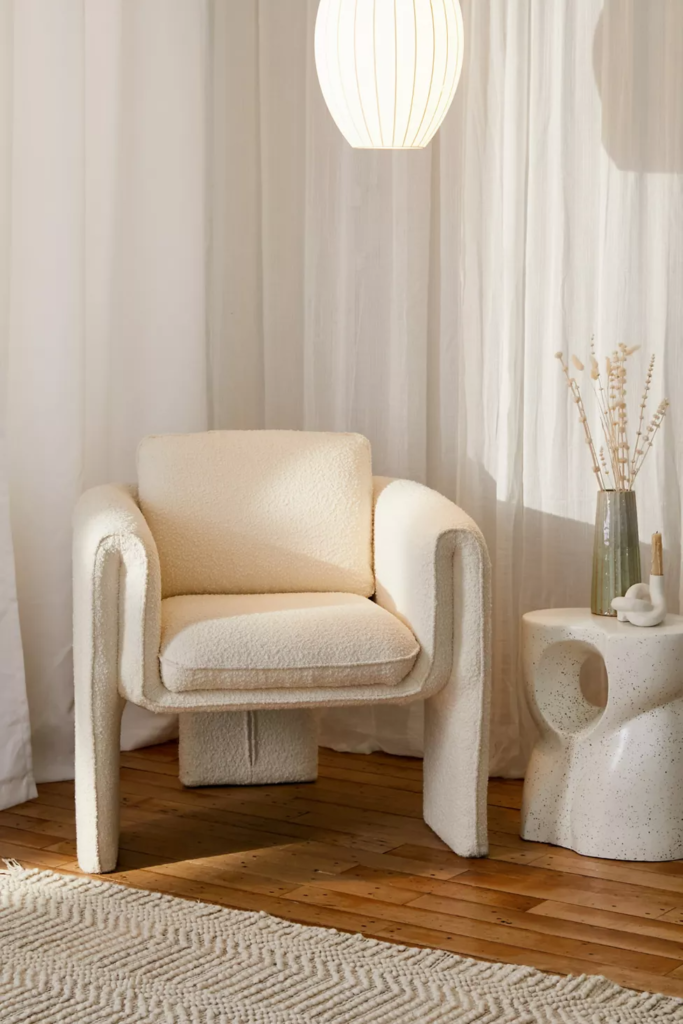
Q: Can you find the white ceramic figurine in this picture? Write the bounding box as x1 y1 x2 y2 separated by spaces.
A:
612 532 667 626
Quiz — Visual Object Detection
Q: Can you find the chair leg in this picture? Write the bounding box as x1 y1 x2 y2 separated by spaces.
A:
179 709 318 787
75 682 124 874
422 685 490 858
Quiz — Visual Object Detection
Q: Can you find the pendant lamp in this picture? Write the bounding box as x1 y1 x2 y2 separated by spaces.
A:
314 0 464 150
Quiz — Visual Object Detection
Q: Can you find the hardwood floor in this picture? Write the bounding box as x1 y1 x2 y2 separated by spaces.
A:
3 743 683 997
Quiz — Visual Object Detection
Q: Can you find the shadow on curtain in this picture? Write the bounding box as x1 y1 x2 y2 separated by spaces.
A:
594 0 683 171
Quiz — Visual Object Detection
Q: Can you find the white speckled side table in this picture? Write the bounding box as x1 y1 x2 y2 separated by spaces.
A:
522 608 683 861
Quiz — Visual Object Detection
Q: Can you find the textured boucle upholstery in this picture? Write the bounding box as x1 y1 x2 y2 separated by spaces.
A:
373 478 492 859
179 710 319 786
73 483 162 875
160 593 419 693
137 431 374 598
73 441 492 875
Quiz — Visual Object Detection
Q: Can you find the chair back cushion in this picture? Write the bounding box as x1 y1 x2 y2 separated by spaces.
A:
137 430 374 598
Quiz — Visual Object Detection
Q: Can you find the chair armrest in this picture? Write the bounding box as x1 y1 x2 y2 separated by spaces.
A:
373 476 491 700
73 484 161 871
73 484 162 707
373 476 492 856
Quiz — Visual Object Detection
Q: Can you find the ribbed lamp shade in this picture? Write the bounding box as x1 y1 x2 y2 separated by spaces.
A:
314 0 464 150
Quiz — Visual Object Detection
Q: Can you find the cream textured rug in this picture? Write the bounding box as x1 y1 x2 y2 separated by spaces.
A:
1 864 682 1023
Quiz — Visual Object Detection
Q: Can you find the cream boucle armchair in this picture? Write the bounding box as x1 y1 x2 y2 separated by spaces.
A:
73 431 491 873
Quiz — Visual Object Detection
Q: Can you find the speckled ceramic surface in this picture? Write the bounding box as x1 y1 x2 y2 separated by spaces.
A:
522 608 683 861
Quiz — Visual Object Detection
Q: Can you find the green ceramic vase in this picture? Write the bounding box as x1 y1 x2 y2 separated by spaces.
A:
591 490 642 616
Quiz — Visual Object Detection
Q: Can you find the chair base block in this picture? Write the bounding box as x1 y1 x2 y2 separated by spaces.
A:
178 709 318 787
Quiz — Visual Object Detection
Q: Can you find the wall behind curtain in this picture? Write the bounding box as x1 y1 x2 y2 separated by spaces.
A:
1 0 681 801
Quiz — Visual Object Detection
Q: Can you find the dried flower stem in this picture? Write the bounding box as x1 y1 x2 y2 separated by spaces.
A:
590 338 621 484
556 353 606 489
630 354 654 488
631 398 670 485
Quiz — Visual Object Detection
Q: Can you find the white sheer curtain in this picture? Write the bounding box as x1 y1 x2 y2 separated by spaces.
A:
0 0 35 807
1 0 682 804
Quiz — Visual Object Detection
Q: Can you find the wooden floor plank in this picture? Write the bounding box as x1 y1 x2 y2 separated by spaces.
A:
317 751 423 783
0 840 76 868
319 750 423 775
314 765 423 793
486 780 524 811
0 823 62 850
288 843 469 882
0 810 71 838
289 803 446 850
530 851 683 895
368 920 683 997
3 743 683 998
660 907 683 925
488 844 549 867
369 870 545 911
121 753 182 777
2 800 75 824
448 867 682 920
529 900 683 943
276 884 679 974
408 891 683 964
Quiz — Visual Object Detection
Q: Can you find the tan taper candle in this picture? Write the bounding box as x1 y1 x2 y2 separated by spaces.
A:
651 532 663 576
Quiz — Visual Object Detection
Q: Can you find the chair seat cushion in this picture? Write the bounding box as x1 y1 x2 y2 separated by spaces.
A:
159 593 419 693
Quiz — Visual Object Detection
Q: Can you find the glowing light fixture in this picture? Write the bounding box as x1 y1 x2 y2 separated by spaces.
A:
314 0 464 150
